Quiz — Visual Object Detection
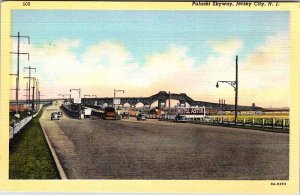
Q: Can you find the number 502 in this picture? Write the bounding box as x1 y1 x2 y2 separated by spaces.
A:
23 2 30 6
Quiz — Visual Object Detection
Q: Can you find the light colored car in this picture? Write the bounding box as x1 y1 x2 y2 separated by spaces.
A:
51 112 60 120
203 116 211 122
174 115 187 123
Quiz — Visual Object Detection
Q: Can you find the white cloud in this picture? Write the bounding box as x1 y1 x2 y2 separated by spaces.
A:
13 33 289 108
207 38 243 55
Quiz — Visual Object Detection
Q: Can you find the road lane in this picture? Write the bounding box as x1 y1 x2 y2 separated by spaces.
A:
40 105 289 179
40 102 90 178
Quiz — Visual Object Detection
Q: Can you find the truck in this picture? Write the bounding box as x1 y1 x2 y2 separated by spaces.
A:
83 108 92 118
104 106 118 120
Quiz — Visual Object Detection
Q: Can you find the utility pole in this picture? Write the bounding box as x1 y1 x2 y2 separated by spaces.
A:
235 56 238 125
31 77 36 112
38 91 44 110
24 76 36 112
23 82 29 110
10 32 30 116
24 66 36 111
168 91 171 109
25 82 28 105
58 93 71 102
35 79 39 110
216 55 239 126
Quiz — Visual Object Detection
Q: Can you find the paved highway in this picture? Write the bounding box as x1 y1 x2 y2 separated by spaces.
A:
40 103 289 179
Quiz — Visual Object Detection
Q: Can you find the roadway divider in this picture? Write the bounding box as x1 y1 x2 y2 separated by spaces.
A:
163 115 289 133
91 110 104 118
199 117 290 131
9 116 32 139
60 104 81 118
9 103 51 140
84 104 102 110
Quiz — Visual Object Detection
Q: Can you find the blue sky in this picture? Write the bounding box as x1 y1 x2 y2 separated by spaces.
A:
13 10 289 65
11 10 290 107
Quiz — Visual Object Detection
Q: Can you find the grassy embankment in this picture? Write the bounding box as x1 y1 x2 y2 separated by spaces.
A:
9 108 60 179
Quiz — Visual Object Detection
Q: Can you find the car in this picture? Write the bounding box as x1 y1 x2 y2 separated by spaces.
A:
57 111 63 117
174 114 187 123
116 114 122 120
122 112 130 119
203 116 211 122
137 113 147 121
51 112 60 120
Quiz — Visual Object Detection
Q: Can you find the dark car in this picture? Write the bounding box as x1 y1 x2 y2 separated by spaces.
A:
174 114 187 123
122 112 130 119
137 113 147 121
51 112 60 120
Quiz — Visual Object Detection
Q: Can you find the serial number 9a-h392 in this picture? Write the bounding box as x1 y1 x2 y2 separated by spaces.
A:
271 182 287 186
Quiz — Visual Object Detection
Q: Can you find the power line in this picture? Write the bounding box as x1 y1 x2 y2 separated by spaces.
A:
32 78 36 112
10 32 30 115
24 66 36 111
23 82 29 105
36 79 39 110
24 76 36 112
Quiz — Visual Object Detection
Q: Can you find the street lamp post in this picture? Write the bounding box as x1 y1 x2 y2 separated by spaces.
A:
114 89 124 99
216 55 238 126
58 94 71 99
63 94 71 102
91 95 97 106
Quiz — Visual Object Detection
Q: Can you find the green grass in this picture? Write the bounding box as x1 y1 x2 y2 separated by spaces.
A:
9 109 60 179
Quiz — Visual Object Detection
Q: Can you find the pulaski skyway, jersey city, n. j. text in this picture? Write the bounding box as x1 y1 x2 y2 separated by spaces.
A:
192 1 280 7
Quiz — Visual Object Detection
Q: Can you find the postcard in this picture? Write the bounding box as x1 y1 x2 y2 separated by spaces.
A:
0 1 299 194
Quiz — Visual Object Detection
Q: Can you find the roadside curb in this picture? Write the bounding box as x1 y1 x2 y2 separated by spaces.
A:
39 116 67 179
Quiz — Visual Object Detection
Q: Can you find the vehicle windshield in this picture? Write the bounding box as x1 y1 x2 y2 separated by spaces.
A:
105 107 115 112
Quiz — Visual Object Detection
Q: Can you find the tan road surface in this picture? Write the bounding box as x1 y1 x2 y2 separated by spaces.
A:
40 103 289 179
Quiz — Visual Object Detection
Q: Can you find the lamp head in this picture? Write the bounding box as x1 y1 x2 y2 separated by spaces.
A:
216 82 219 88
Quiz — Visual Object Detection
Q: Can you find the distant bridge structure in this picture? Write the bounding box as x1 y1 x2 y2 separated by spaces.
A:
9 91 264 111
82 91 263 111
